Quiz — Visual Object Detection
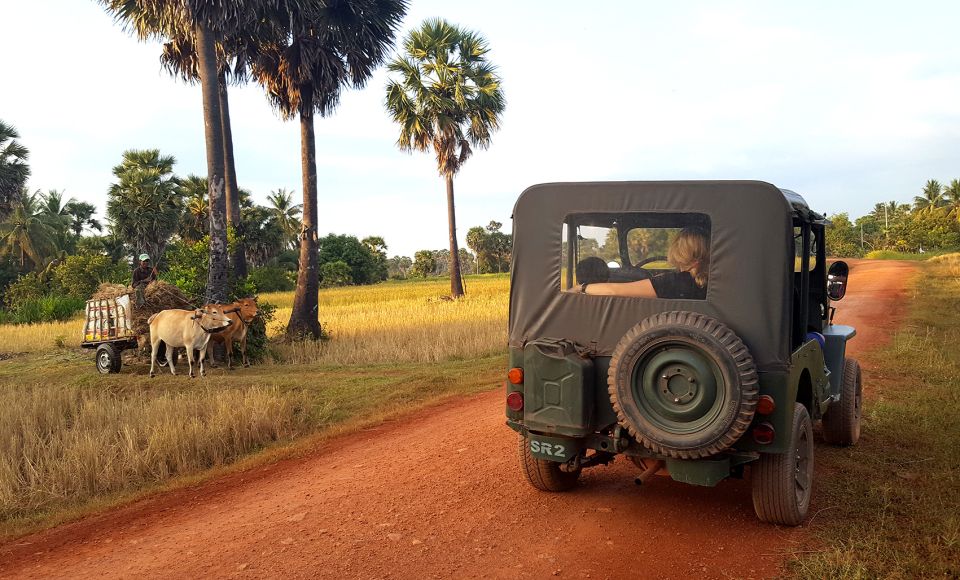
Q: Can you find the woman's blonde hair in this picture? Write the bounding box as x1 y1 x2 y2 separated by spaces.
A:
668 227 710 288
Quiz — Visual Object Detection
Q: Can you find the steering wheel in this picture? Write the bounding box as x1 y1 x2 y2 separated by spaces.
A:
635 255 668 268
622 256 667 281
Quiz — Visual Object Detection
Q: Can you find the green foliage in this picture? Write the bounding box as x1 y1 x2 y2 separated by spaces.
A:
242 301 277 363
0 192 58 269
319 260 352 288
465 221 511 273
107 149 181 264
3 296 86 324
825 213 863 257
317 233 386 285
385 19 506 177
52 254 128 299
410 250 436 278
386 255 412 279
248 266 295 293
4 271 49 309
161 238 209 302
0 120 30 215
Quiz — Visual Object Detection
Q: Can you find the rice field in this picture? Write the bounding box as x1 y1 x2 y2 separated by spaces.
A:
0 274 511 363
0 274 510 537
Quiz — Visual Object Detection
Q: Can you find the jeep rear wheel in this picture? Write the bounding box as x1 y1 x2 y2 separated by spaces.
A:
608 311 759 459
517 435 580 492
751 403 814 526
822 358 862 446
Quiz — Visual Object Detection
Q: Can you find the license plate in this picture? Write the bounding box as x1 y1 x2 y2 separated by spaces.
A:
529 435 579 462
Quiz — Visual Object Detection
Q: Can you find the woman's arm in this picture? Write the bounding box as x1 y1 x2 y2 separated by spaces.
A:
580 279 657 298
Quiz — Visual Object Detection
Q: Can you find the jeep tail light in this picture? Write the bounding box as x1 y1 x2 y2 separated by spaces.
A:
508 367 524 385
752 423 775 445
506 391 524 412
756 395 776 415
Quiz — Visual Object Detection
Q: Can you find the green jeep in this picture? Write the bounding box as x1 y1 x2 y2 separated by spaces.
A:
505 181 861 526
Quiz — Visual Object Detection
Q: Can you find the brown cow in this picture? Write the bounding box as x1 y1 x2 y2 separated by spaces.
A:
205 297 260 369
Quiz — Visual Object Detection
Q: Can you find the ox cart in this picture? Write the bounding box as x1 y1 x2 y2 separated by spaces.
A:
80 295 139 374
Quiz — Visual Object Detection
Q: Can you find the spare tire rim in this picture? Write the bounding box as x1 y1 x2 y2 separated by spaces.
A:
632 340 726 435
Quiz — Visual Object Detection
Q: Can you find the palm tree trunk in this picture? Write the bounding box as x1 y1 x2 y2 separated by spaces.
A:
196 24 229 304
287 90 322 339
218 70 248 279
445 173 465 298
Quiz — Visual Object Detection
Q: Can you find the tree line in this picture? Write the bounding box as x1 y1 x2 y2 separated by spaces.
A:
825 178 960 257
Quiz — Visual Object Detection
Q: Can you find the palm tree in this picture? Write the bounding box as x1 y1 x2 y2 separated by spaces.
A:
266 188 302 250
106 149 182 265
0 120 30 216
98 0 257 302
179 174 210 242
37 189 76 249
914 179 946 213
385 19 506 297
944 179 960 220
252 0 407 338
0 192 56 269
65 201 103 238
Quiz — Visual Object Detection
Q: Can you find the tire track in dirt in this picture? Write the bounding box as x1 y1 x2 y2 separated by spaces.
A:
0 260 917 580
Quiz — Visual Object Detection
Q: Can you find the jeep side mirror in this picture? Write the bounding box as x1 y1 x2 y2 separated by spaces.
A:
827 261 849 301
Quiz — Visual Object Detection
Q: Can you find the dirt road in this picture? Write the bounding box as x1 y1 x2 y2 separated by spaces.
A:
0 260 916 580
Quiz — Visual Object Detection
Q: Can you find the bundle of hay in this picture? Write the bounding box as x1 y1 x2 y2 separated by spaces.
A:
131 280 195 338
91 283 131 300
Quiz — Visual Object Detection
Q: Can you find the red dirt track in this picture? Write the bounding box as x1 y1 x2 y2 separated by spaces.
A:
0 260 916 579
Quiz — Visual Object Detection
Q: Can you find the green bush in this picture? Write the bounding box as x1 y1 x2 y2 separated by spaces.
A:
162 238 209 301
53 254 129 299
5 272 50 310
249 266 296 293
9 295 86 324
243 301 277 363
319 260 352 288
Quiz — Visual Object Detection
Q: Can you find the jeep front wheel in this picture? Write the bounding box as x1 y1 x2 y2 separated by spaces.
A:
751 403 814 526
608 311 759 459
517 435 580 492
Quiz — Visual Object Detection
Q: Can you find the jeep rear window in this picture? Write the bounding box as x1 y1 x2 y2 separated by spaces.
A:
561 213 711 300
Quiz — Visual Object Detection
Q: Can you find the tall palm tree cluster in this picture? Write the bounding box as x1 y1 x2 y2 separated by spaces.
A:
99 0 415 338
0 190 101 270
826 178 960 256
105 148 303 269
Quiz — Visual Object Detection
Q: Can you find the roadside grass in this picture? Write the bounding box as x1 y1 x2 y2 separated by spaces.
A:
863 249 958 261
0 274 510 539
792 253 960 578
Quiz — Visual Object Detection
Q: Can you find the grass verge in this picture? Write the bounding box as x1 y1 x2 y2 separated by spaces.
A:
791 253 960 578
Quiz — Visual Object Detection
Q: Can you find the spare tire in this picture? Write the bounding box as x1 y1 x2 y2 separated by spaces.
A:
608 311 759 459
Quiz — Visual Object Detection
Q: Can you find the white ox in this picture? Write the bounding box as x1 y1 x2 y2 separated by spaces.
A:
148 307 232 378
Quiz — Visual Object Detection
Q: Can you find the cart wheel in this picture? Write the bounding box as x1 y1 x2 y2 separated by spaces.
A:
96 344 122 374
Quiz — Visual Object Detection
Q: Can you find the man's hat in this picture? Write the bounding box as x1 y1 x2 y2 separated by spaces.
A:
139 253 150 261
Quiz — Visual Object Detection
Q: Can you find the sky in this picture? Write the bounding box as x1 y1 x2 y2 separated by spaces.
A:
2 0 959 257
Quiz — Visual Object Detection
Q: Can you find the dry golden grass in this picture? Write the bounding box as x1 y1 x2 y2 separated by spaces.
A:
0 275 510 537
0 383 311 522
0 318 84 353
264 275 509 364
